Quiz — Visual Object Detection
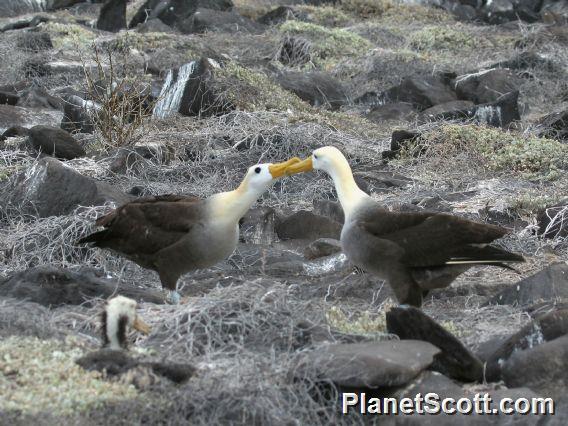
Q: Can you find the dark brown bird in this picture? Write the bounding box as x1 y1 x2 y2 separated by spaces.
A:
79 159 300 303
286 146 525 307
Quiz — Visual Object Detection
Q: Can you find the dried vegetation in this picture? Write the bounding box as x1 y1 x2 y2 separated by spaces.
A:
1 0 568 423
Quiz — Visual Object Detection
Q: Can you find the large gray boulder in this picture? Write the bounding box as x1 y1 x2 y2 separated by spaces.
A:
178 8 264 34
275 71 347 111
293 340 440 388
129 0 234 29
490 263 568 307
486 308 568 381
2 157 132 218
27 125 85 160
502 334 568 398
96 0 127 32
0 266 164 307
454 68 522 104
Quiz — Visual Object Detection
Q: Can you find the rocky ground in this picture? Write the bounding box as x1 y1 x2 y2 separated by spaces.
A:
1 0 568 424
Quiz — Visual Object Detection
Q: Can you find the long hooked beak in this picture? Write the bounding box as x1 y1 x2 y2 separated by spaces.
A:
268 157 302 178
285 156 313 175
132 316 151 334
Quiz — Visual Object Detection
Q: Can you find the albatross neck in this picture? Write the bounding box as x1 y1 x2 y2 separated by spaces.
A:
209 180 265 223
327 158 369 221
106 313 123 350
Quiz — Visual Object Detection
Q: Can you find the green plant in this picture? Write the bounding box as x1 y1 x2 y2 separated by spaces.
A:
409 25 479 52
340 0 394 18
0 337 139 415
43 22 97 51
297 5 352 26
278 21 372 68
213 61 309 112
408 124 568 181
326 305 387 335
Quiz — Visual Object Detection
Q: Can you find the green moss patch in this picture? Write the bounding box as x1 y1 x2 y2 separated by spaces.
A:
214 61 309 112
278 20 372 69
296 5 352 27
0 337 140 416
105 31 174 51
510 194 565 214
326 306 387 335
42 22 97 50
414 124 568 181
290 109 387 140
380 3 454 25
340 0 394 18
408 25 481 52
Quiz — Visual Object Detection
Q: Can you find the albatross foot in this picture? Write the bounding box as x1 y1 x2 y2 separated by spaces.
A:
165 290 181 305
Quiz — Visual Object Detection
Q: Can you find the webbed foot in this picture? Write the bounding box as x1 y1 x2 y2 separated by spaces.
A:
165 290 181 305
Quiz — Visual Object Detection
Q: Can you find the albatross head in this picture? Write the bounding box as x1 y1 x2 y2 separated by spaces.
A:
284 146 369 219
102 295 151 350
239 157 302 193
285 146 350 177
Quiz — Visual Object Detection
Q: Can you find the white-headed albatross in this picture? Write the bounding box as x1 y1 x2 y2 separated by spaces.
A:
79 158 300 304
286 146 524 307
101 295 151 349
76 296 196 384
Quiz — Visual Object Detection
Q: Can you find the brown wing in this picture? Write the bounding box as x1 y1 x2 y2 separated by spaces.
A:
357 208 511 268
80 195 205 256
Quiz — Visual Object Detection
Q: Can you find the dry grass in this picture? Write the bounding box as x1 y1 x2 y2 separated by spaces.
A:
82 46 156 150
2 0 568 423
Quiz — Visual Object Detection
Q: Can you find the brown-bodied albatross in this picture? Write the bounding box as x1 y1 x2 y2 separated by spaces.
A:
286 146 524 307
79 158 300 304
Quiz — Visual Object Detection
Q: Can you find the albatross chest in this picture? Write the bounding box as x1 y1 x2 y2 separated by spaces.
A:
189 221 240 267
340 218 399 280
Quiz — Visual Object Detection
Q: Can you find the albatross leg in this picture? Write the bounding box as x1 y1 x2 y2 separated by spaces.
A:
389 270 424 307
158 269 181 305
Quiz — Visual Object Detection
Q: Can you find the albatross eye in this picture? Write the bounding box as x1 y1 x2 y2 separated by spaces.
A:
254 167 261 174
313 154 319 160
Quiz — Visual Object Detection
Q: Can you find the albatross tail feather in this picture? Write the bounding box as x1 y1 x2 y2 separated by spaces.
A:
445 244 525 270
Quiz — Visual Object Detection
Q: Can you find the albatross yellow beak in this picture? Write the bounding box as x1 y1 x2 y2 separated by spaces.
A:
285 156 313 175
268 157 302 178
133 316 151 335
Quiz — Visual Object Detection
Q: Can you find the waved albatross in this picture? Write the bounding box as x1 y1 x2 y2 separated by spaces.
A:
79 158 300 304
286 146 524 307
76 296 195 384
